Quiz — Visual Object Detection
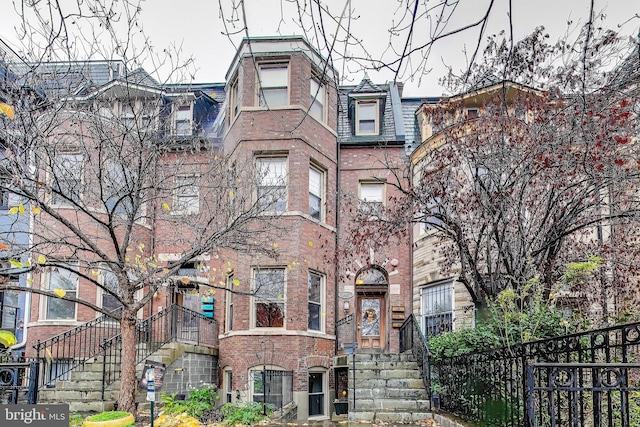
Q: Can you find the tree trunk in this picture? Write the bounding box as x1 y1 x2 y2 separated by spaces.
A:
118 312 138 414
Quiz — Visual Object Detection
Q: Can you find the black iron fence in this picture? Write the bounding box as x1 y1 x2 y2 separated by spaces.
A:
34 308 122 388
399 314 431 394
526 362 640 427
100 304 218 399
0 355 39 404
435 321 640 427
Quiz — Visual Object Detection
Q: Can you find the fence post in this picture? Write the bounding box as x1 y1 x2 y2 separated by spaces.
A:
101 339 108 401
27 360 39 404
525 362 535 427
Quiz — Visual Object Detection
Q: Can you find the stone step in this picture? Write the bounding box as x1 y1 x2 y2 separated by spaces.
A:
353 353 417 362
39 388 104 402
350 411 433 424
347 353 431 423
354 367 423 379
352 397 430 411
352 386 429 400
70 370 107 381
354 361 424 371
56 379 103 391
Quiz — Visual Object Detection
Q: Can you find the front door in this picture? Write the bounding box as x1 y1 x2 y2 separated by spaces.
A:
357 295 385 351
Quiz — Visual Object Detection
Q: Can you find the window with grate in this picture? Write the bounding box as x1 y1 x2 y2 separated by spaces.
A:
420 282 453 336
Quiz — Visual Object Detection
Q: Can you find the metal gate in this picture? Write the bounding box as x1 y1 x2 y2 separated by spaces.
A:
0 357 39 404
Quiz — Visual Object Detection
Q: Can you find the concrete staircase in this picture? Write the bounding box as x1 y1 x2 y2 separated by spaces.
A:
37 342 187 413
347 353 431 423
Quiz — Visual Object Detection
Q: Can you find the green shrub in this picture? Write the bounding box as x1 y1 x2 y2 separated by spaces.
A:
221 402 269 426
160 385 218 419
428 278 576 362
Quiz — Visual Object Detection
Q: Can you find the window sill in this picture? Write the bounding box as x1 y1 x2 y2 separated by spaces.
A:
169 210 200 216
29 319 80 327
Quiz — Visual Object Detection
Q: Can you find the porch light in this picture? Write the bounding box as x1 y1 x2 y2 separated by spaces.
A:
343 300 350 312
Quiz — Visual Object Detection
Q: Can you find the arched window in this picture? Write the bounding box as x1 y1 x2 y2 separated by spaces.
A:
355 266 388 286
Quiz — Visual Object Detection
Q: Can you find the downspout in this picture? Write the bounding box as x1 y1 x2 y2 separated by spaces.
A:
334 93 341 355
11 197 34 352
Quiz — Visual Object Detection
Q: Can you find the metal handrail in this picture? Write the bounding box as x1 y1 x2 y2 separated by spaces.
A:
399 314 431 394
34 307 123 388
99 304 218 399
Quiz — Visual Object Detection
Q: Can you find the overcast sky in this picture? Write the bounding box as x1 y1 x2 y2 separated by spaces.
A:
1 0 638 96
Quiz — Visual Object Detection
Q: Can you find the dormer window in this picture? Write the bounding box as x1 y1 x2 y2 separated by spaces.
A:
356 100 379 135
175 104 192 136
466 108 479 120
258 63 289 107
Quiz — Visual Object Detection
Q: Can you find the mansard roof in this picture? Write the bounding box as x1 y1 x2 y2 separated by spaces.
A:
338 76 406 147
350 73 384 95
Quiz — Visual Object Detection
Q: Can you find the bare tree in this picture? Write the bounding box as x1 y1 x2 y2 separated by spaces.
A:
346 25 640 318
0 0 286 413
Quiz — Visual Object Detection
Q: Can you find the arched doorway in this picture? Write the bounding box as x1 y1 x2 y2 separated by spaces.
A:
355 266 388 352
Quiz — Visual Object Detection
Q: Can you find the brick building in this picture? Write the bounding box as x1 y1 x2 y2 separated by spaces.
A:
1 36 417 419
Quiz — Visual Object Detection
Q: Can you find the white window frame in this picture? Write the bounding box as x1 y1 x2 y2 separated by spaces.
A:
43 263 79 321
140 103 156 131
174 104 192 136
252 267 286 329
356 99 379 135
173 175 200 215
223 367 234 404
120 103 136 130
420 281 454 337
420 197 443 234
51 152 83 205
307 271 324 332
256 157 288 213
309 78 325 122
309 165 324 221
100 268 122 315
359 181 385 218
229 77 240 120
308 369 328 419
258 63 289 107
225 273 234 332
104 160 136 215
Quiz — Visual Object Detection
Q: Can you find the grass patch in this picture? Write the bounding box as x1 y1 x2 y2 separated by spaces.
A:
69 414 84 427
85 411 131 422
